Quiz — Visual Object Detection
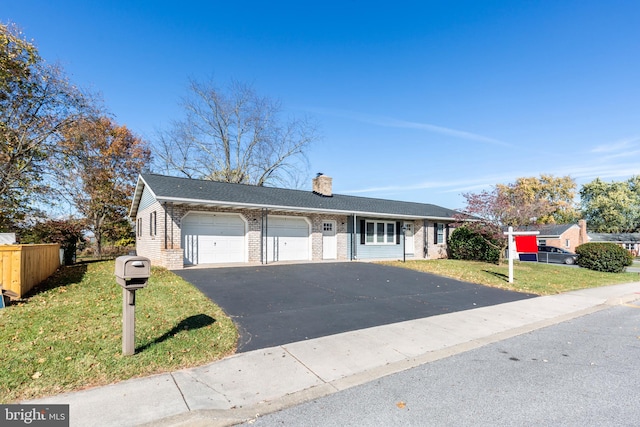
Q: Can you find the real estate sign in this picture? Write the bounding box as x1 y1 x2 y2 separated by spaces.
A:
515 235 538 262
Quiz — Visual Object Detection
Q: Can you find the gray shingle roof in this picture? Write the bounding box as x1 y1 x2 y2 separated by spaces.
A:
512 224 577 237
132 173 461 219
588 233 640 243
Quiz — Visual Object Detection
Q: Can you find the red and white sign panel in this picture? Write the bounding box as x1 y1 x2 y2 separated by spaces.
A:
515 235 538 262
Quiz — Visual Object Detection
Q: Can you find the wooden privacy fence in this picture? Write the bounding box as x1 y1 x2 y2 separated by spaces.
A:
0 244 61 299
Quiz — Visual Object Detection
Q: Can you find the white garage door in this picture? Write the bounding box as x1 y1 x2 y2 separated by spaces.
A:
182 213 246 265
267 216 310 262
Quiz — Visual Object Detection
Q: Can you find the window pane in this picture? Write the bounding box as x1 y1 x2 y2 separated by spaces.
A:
376 223 385 243
386 223 395 243
366 222 374 243
437 223 444 244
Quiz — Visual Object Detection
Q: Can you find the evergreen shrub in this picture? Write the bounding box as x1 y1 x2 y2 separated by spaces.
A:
575 242 633 273
448 225 503 264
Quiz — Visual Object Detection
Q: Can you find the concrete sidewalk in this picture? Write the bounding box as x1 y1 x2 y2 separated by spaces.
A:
26 282 640 427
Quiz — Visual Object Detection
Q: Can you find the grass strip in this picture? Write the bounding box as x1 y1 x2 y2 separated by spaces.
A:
0 260 237 403
380 259 640 295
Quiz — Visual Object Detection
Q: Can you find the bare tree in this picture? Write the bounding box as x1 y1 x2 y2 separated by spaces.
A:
154 78 319 187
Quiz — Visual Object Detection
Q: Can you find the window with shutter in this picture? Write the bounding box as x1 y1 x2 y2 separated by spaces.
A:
436 223 444 244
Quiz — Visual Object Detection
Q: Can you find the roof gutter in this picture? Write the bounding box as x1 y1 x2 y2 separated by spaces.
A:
152 195 458 222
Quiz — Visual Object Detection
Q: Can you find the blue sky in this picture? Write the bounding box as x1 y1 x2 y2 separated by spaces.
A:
4 1 640 210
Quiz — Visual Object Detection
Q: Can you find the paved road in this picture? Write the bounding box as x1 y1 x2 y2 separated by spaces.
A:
176 262 535 352
245 300 640 426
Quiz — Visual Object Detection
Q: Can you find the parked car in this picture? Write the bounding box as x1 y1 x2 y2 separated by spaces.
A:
537 245 579 265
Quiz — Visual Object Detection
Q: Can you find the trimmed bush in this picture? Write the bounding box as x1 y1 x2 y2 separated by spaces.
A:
575 242 633 273
448 225 503 264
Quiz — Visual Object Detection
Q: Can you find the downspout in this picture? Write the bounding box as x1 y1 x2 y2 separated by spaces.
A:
261 208 268 265
423 219 428 259
353 214 357 260
170 203 175 249
265 208 268 264
163 203 168 250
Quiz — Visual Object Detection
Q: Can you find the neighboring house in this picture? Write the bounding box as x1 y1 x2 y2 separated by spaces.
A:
514 220 589 253
129 173 461 269
587 232 640 255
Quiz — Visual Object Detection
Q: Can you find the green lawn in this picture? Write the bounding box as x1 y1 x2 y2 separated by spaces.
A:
380 259 640 295
0 261 237 403
3 258 637 403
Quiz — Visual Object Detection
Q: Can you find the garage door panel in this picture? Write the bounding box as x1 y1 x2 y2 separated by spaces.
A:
182 214 245 265
267 216 310 262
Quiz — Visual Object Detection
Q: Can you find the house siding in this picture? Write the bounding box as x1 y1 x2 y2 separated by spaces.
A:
353 217 404 260
135 200 167 267
138 186 157 212
344 218 444 261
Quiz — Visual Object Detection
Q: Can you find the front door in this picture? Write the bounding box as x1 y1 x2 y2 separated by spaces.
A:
404 222 414 255
322 220 337 259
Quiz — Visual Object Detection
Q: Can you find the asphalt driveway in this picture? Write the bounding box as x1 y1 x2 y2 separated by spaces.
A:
176 262 536 352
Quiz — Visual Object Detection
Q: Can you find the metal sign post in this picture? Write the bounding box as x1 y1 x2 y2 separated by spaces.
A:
503 226 539 283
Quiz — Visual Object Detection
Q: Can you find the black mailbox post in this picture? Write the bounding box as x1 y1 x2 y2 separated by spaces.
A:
115 256 151 356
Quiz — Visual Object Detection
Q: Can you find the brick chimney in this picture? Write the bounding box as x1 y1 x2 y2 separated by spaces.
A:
578 219 588 245
312 173 332 197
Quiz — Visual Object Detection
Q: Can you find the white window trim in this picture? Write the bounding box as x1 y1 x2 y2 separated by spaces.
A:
436 223 444 244
365 220 396 245
149 211 157 237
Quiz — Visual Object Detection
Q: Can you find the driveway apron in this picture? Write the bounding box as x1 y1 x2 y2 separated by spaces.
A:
175 262 536 352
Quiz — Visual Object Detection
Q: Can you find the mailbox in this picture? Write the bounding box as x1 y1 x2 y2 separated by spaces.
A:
115 256 151 289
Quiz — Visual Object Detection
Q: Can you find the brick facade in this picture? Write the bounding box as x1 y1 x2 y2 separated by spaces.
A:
422 220 450 260
136 202 351 268
538 221 589 253
402 219 450 260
